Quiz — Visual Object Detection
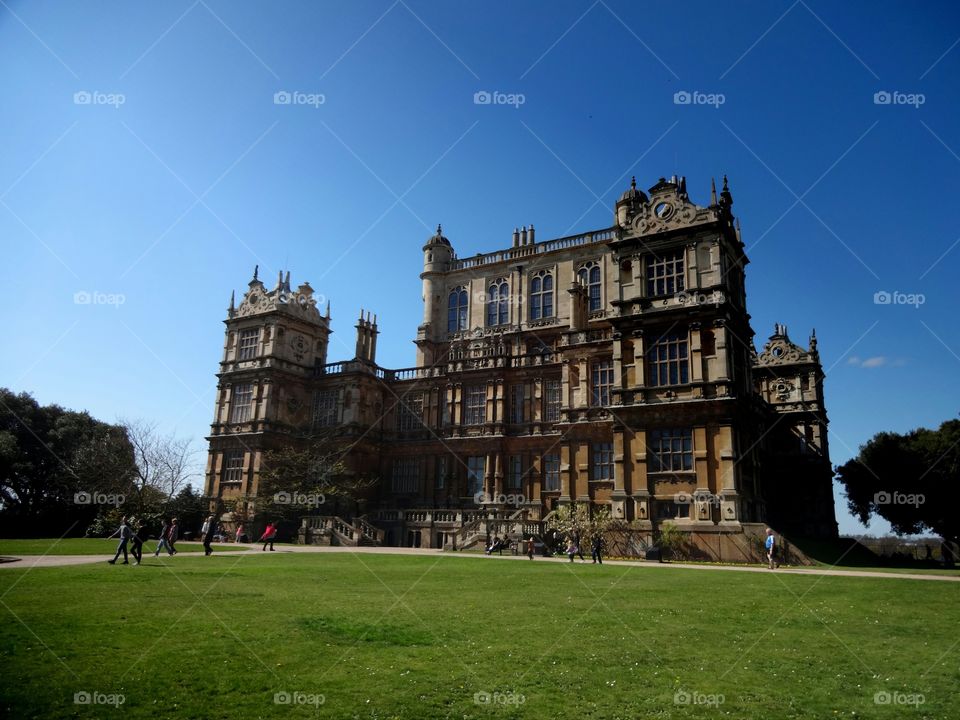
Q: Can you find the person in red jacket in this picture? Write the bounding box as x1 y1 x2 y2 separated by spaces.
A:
259 522 277 551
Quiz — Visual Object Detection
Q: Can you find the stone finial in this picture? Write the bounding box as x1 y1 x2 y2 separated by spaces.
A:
720 175 733 207
710 178 717 205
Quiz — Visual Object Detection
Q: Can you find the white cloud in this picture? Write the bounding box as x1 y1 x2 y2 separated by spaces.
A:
847 356 906 369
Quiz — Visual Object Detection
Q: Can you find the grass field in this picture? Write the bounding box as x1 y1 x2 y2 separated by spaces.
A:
0 538 243 556
0 550 957 719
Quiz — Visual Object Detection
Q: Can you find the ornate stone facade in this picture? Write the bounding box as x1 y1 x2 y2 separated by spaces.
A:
205 174 838 550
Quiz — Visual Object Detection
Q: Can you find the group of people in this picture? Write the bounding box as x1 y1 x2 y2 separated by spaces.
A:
107 516 180 565
107 515 281 564
565 533 604 564
484 532 606 564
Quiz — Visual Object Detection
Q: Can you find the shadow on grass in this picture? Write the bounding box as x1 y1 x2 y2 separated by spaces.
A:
790 536 951 572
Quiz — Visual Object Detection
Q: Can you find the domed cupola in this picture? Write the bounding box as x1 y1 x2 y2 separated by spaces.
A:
615 176 648 227
426 223 451 247
422 223 454 274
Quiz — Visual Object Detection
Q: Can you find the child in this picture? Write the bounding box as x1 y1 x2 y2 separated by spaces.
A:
765 528 778 570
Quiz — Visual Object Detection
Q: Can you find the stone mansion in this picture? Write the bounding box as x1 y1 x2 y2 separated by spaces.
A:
204 174 838 554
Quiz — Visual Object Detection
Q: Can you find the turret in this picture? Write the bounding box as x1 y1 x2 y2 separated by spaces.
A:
420 224 454 329
615 176 648 227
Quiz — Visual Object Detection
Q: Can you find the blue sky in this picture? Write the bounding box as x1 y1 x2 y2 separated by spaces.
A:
1 0 958 536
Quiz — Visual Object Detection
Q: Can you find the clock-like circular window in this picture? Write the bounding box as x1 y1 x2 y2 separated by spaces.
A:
654 202 673 219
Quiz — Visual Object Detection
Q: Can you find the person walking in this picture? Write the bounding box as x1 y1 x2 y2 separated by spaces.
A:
235 523 247 544
259 522 277 551
154 518 174 557
202 515 217 556
129 516 144 565
591 535 603 565
167 517 180 555
765 527 778 570
527 536 535 560
566 538 577 563
107 516 132 565
572 531 586 562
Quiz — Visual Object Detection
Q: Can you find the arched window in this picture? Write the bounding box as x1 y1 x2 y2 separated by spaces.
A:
447 288 467 333
487 279 509 326
577 262 602 311
529 271 554 320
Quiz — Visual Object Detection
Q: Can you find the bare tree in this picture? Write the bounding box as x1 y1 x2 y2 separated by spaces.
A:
120 418 195 510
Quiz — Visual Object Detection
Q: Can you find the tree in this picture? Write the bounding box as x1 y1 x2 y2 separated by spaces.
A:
120 418 195 513
545 504 615 550
250 428 377 530
164 485 206 538
836 418 959 544
0 389 134 537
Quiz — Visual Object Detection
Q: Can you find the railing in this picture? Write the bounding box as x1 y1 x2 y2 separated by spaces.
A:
450 227 617 270
300 515 382 546
559 327 613 346
454 519 484 547
316 362 345 376
383 366 447 382
355 516 385 544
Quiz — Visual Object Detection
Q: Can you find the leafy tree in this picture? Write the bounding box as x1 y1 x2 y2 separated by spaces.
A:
246 428 377 533
836 418 959 543
655 522 688 560
0 389 134 537
164 485 207 538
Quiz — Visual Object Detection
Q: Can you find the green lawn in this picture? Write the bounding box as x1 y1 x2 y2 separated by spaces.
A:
0 538 243 556
0 552 957 719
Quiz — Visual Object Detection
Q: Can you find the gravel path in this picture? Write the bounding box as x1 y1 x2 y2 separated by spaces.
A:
1 543 957 582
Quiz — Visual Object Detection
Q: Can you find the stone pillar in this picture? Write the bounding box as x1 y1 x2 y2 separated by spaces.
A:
718 424 740 525
560 443 572 501
452 383 462 429
575 440 590 502
493 453 504 499
688 322 703 385
529 453 542 504
611 429 628 521
632 428 651 524
532 377 543 427
715 321 730 382
632 330 646 389
577 356 589 409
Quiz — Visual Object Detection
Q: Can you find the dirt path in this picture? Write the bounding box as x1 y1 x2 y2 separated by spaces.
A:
2 544 957 582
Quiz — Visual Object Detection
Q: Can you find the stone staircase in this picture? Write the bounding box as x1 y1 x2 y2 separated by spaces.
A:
299 515 385 547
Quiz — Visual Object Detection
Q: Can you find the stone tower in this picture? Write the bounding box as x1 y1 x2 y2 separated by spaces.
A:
416 224 455 366
204 266 331 514
754 324 837 537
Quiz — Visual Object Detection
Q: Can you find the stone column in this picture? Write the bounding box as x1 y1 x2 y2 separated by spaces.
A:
689 322 704 384
560 443 572 501
714 321 730 382
632 330 645 389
